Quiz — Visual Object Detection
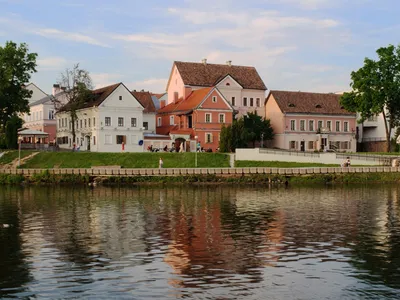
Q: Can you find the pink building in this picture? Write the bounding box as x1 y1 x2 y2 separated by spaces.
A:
265 91 357 152
166 59 267 117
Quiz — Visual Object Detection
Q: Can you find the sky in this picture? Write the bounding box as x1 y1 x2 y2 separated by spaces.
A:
1 0 400 94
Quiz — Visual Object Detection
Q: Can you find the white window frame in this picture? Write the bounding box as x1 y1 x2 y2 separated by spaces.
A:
327 120 332 131
206 133 213 143
335 121 340 132
131 118 137 127
256 98 261 107
318 120 323 130
105 134 112 144
300 120 305 131
118 117 124 127
205 113 212 123
308 141 314 150
290 120 296 131
219 113 225 123
170 116 174 125
243 97 248 106
309 120 314 132
49 110 54 120
157 117 162 127
231 97 235 106
344 121 349 132
250 98 254 107
105 117 111 126
212 96 217 103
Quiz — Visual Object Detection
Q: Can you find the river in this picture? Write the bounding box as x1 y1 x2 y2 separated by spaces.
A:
1 185 400 299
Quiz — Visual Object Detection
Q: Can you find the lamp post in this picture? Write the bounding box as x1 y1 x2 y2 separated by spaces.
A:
18 136 22 167
195 135 198 167
261 133 264 148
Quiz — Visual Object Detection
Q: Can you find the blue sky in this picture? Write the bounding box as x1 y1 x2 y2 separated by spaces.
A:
1 0 400 94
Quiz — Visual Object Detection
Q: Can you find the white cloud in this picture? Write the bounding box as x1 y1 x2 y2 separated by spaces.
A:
271 0 331 10
127 78 168 93
37 56 68 70
91 73 122 89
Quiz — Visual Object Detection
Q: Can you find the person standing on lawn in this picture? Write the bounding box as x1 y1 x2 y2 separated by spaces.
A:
159 157 164 169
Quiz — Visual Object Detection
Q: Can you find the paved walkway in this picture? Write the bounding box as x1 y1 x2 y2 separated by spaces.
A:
229 153 235 168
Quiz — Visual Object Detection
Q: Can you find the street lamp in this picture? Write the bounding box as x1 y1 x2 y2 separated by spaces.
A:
261 133 264 148
195 135 198 167
18 136 23 167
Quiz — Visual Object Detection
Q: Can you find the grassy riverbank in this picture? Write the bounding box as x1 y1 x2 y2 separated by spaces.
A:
20 152 230 168
0 150 34 165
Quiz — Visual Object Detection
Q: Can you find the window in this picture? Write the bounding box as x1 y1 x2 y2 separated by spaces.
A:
93 117 96 126
93 136 96 145
290 120 296 131
300 120 305 131
143 122 148 130
69 120 71 130
226 82 230 86
84 119 87 128
118 117 124 127
219 114 225 123
290 141 296 149
327 121 331 131
256 98 260 107
76 120 78 129
205 113 212 123
308 141 314 150
232 97 235 106
116 135 126 144
335 121 340 132
80 120 83 128
105 117 111 126
88 118 91 127
157 117 162 127
49 110 54 120
206 133 213 143
212 96 217 103
318 120 323 129
131 118 137 127
250 98 254 106
344 121 349 132
105 135 112 144
119 96 122 100
243 97 248 106
309 120 314 131
170 116 174 125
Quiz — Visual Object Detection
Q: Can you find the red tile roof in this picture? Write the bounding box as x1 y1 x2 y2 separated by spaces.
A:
131 91 157 113
157 87 213 114
173 61 267 90
268 90 356 115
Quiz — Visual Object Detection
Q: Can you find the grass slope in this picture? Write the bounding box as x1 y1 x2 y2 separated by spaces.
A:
0 150 34 165
21 152 230 169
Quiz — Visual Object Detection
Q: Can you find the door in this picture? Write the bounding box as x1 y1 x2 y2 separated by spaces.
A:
86 136 90 151
300 141 305 152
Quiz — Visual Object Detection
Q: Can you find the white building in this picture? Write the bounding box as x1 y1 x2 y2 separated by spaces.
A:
166 60 267 117
56 83 145 152
25 83 47 104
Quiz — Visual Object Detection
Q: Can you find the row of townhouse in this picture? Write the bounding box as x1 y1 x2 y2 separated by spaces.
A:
20 59 387 153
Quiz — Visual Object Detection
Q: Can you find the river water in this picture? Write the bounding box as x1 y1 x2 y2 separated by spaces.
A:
1 185 400 299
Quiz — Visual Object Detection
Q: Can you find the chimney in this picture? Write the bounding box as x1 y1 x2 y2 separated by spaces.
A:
141 89 144 92
183 85 192 99
226 60 232 66
202 58 207 65
52 84 61 96
160 100 166 109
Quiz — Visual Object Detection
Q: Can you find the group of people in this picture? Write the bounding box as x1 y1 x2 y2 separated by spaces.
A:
341 157 351 167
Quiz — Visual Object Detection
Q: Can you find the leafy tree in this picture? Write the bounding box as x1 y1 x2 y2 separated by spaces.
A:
243 112 274 147
219 124 232 152
0 41 37 131
5 115 23 149
57 64 93 143
341 44 400 152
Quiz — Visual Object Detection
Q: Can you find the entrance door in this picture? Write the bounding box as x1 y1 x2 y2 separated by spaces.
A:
321 138 327 150
86 136 90 151
300 141 305 152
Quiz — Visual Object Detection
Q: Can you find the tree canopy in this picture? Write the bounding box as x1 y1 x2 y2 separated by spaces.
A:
341 44 400 152
57 64 93 143
0 41 37 131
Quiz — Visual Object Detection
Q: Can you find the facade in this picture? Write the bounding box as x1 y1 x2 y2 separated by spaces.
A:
131 90 157 134
25 83 47 104
265 91 357 152
56 83 145 152
156 87 233 152
166 60 267 117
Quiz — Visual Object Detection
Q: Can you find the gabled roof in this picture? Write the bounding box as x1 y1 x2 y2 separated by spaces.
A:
172 61 267 90
25 83 48 97
157 87 213 114
29 95 53 106
58 83 121 112
267 90 355 115
131 91 157 113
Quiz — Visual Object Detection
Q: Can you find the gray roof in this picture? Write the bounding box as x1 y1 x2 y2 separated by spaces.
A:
29 95 53 106
151 95 160 110
18 129 49 136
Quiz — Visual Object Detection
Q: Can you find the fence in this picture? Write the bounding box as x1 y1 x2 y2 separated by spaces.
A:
259 148 320 158
336 153 393 165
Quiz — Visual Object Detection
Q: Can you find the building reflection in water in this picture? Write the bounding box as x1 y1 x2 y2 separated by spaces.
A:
0 184 400 298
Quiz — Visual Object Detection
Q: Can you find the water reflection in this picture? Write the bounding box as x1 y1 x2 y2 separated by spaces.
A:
0 185 399 299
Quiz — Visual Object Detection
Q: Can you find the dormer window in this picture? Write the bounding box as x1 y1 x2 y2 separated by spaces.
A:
288 103 295 107
315 104 322 108
226 82 230 86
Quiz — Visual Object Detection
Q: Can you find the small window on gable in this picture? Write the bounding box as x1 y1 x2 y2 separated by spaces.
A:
288 103 295 107
315 104 322 108
212 96 217 103
226 82 230 86
119 96 122 100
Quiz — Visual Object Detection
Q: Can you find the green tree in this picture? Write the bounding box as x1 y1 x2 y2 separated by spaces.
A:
341 44 400 152
5 115 23 149
219 124 232 152
0 41 37 131
57 64 93 143
243 112 274 147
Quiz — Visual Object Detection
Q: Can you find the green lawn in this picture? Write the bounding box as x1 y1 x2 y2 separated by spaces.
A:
235 160 340 168
0 150 35 165
21 152 230 169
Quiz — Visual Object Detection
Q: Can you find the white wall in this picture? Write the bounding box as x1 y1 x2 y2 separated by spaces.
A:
235 148 382 165
143 113 156 133
26 84 47 103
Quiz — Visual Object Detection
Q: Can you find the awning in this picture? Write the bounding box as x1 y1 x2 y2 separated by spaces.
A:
18 129 49 137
